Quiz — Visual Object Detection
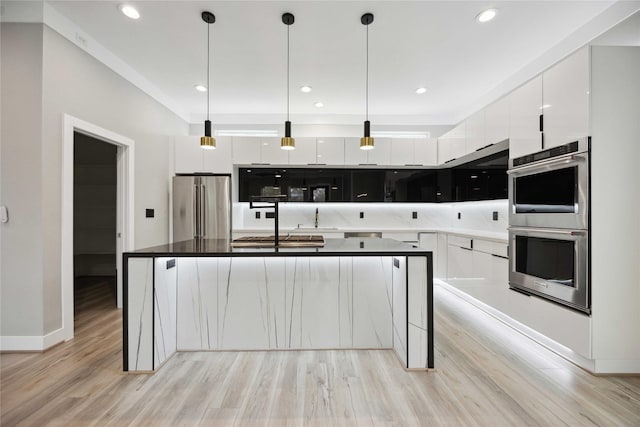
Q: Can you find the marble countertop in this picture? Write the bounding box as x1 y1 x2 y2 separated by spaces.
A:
233 227 508 243
127 237 430 257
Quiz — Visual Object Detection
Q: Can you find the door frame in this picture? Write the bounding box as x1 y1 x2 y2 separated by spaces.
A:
61 114 134 341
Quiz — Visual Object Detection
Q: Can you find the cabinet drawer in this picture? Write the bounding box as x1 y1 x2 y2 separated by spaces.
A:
473 239 508 258
448 235 472 249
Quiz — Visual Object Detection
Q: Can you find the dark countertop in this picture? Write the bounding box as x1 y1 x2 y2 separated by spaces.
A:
125 238 431 257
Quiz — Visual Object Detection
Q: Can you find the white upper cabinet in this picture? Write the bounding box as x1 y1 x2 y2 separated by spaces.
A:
390 139 414 165
365 137 392 165
287 137 316 165
344 137 391 165
231 137 262 164
464 110 486 153
509 75 543 159
391 138 437 166
175 136 232 174
414 138 438 166
315 137 345 165
232 137 289 165
438 123 466 165
202 136 233 173
542 46 590 148
259 137 290 164
344 137 368 165
485 96 509 146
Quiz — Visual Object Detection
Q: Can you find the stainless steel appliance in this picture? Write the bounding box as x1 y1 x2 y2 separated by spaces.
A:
507 138 590 314
173 174 231 242
508 226 589 313
508 138 589 230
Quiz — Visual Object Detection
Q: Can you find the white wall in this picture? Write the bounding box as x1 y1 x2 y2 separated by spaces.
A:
1 23 189 341
1 24 45 337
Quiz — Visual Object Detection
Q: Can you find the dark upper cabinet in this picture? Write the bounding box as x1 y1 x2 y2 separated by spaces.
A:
237 149 508 203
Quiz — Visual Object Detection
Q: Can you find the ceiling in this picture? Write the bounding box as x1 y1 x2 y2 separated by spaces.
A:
33 1 631 125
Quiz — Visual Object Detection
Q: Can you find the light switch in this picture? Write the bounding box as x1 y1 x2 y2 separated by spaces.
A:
0 206 8 223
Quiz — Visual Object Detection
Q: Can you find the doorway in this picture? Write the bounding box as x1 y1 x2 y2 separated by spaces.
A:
61 115 134 344
73 133 118 310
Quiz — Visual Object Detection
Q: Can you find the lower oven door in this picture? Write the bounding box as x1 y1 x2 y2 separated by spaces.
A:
508 226 590 314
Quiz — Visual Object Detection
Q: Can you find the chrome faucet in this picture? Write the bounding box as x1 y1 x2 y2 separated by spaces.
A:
314 208 319 228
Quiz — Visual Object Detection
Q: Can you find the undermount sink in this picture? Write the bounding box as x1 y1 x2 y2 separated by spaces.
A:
231 235 325 248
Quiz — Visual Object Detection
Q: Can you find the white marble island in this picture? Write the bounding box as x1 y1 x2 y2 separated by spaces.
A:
123 238 433 373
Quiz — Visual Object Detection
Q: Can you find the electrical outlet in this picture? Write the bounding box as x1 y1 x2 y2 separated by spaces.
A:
266 212 275 219
493 211 499 221
145 209 154 218
359 212 364 219
412 211 418 219
457 212 461 220
255 212 261 219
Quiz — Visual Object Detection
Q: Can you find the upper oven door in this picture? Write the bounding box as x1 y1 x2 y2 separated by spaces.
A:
509 227 590 314
508 151 589 229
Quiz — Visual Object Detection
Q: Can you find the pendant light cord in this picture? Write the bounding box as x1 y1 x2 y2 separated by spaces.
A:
366 23 369 121
287 24 290 121
207 22 210 120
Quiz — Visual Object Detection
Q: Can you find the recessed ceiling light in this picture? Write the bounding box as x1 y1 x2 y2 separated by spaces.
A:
415 87 427 94
475 8 497 23
300 85 312 93
119 4 140 20
314 101 324 108
540 104 552 110
194 85 207 92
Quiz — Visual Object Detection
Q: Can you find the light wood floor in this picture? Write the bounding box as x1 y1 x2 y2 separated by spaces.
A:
2 278 639 426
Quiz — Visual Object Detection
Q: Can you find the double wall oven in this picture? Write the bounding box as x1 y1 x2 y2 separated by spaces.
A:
507 138 590 314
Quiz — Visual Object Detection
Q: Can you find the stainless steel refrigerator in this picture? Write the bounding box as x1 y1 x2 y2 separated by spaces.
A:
173 174 232 242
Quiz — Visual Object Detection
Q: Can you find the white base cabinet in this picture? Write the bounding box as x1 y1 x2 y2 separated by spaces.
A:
438 235 593 362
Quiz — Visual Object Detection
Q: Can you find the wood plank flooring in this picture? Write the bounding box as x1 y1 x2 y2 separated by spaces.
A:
2 278 639 426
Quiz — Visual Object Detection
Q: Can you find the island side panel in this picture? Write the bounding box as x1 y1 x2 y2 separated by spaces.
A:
407 256 430 369
352 257 393 348
154 257 177 367
176 257 218 350
392 256 408 367
127 257 154 372
219 257 285 350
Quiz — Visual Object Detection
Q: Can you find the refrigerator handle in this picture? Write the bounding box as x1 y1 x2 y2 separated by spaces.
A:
194 184 200 238
201 184 206 238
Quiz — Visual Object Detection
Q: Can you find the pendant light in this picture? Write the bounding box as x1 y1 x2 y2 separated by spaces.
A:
200 11 216 149
281 13 295 150
360 13 374 150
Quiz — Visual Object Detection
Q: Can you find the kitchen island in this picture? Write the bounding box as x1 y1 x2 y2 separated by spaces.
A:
123 238 433 373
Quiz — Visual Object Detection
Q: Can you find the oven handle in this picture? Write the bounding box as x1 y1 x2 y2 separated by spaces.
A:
507 154 585 175
507 226 586 236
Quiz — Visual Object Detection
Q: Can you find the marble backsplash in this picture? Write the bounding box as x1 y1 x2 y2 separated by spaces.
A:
234 199 508 234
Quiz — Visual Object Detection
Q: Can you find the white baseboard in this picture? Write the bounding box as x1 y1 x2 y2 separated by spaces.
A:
1 327 70 352
594 359 640 375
